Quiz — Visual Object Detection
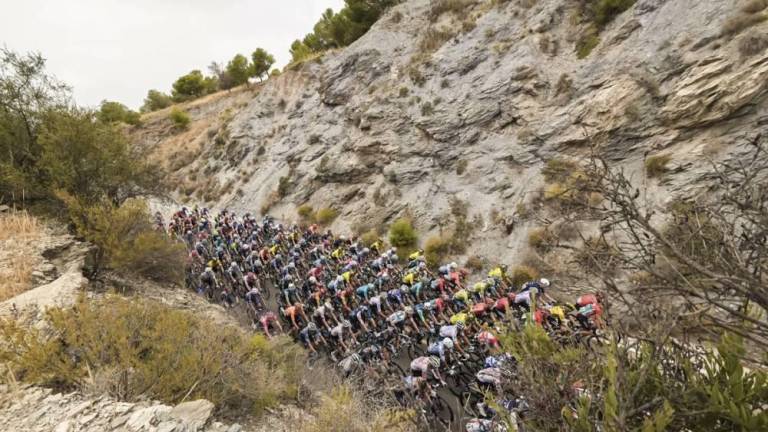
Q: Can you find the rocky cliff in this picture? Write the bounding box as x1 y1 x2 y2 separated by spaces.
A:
132 0 768 269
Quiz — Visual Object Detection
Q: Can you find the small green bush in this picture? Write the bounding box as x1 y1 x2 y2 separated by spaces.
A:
277 175 292 197
645 154 672 178
0 296 305 414
456 159 468 175
576 31 600 58
58 195 185 283
169 108 191 129
297 204 315 221
388 218 418 249
315 207 338 226
398 86 409 97
592 0 637 28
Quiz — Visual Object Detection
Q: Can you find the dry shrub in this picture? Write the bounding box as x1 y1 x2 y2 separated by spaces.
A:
0 210 42 241
574 236 621 274
738 31 768 56
722 12 768 36
0 296 306 415
429 0 472 22
510 265 540 289
360 229 382 247
297 204 315 222
542 158 580 183
424 235 452 268
0 254 37 302
418 28 455 56
528 227 557 252
465 255 485 272
742 0 768 14
299 385 414 432
315 207 338 226
456 159 468 175
645 154 672 178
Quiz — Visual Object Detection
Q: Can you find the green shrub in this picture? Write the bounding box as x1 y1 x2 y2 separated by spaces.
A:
97 100 141 125
576 30 600 58
360 229 382 247
398 86 409 97
389 217 418 249
297 204 315 221
277 175 292 197
58 196 185 282
0 296 306 414
592 0 637 27
169 108 191 129
510 264 539 289
140 89 173 113
315 207 338 226
645 154 672 178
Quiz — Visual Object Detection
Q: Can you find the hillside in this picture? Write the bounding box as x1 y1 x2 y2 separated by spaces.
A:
131 0 768 279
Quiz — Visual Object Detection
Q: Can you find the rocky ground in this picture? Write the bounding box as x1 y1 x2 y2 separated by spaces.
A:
130 0 768 279
0 385 242 432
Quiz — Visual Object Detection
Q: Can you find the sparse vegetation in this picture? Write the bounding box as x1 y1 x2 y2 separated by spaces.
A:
297 204 315 222
429 0 471 22
140 89 173 113
421 101 434 116
398 86 409 97
738 31 768 56
456 159 468 175
315 207 339 226
510 264 539 288
645 153 672 178
465 255 484 272
97 100 141 125
576 29 600 58
0 295 306 415
169 107 191 129
527 227 557 252
388 217 419 252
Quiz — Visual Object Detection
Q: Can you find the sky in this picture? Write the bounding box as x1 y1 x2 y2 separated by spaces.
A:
0 0 345 109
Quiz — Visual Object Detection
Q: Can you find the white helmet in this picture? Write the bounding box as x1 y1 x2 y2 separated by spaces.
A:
450 262 458 270
443 338 454 350
309 276 317 284
307 322 317 332
324 301 334 311
540 278 550 288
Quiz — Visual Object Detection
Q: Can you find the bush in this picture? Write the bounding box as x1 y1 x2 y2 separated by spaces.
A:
456 159 468 175
591 0 637 28
510 265 539 289
59 196 186 282
542 158 580 183
315 207 338 226
645 154 672 178
171 70 216 102
97 100 141 125
722 12 768 35
300 385 413 432
360 229 382 247
465 255 484 272
169 108 191 129
576 30 600 58
543 182 569 201
424 235 452 268
528 227 556 252
389 217 418 249
297 204 315 221
742 0 768 13
0 296 306 414
738 32 768 56
140 89 173 113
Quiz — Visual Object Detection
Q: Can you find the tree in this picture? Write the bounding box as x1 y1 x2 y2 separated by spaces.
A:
38 109 162 205
250 48 275 81
225 54 250 88
171 70 210 102
97 100 140 125
289 40 314 63
0 48 69 200
140 90 172 113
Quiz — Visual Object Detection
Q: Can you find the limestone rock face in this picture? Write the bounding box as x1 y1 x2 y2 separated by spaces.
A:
132 0 768 266
0 386 237 432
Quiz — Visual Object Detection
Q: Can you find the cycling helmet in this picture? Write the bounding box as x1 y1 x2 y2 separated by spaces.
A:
404 306 414 314
342 320 352 328
288 283 296 289
204 267 213 273
307 322 318 332
450 262 458 270
540 278 550 288
429 356 441 368
309 276 317 284
442 338 454 350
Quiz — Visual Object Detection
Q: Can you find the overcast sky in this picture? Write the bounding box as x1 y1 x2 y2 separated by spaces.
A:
0 0 345 109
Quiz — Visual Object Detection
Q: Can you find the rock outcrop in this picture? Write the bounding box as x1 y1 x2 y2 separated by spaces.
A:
0 386 240 432
131 0 768 267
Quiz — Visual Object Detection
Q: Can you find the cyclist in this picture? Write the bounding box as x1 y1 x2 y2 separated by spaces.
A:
427 337 455 364
410 356 444 383
259 311 282 339
283 302 309 330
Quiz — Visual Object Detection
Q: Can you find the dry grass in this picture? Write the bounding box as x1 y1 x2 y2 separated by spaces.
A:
0 210 42 241
0 211 44 301
645 154 672 178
